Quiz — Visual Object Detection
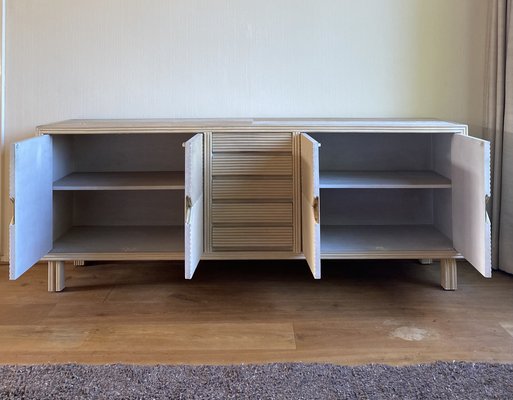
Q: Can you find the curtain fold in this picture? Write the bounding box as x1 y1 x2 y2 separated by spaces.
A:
485 0 513 273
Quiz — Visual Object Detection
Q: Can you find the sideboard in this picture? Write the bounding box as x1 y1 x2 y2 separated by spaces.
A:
9 119 491 291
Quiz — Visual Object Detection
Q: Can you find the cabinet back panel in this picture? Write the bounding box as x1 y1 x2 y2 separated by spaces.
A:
431 135 453 239
320 189 433 225
432 134 453 179
434 188 453 239
70 133 194 172
53 192 73 241
52 135 75 181
72 191 184 226
310 133 432 171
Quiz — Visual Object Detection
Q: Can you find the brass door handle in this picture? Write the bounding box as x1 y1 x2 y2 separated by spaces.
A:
10 198 14 225
313 196 320 224
485 194 491 224
185 196 192 224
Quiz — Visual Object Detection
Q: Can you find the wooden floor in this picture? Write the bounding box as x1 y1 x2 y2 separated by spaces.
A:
0 260 512 365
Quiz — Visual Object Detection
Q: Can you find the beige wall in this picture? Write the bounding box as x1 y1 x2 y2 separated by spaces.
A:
0 0 490 260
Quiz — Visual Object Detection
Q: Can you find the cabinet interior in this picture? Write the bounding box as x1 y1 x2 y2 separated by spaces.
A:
309 132 455 255
50 133 194 255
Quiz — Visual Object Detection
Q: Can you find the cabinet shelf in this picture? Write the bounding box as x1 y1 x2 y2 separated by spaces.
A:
320 225 456 257
53 172 185 191
49 226 184 256
319 171 451 189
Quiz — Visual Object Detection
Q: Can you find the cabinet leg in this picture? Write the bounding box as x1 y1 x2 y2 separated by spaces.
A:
440 258 457 291
419 259 433 265
48 261 66 292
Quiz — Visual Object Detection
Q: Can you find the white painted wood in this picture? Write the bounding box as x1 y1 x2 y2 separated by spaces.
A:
50 226 184 255
212 153 293 176
203 132 213 253
300 134 321 279
321 225 456 257
48 262 55 292
292 132 302 254
53 172 185 191
73 133 192 172
10 136 53 280
319 171 451 189
51 135 75 181
451 135 492 277
440 258 457 290
5 119 491 291
184 134 203 279
212 132 292 152
48 261 65 292
321 189 434 226
432 135 453 240
212 227 294 251
202 252 304 260
212 177 293 200
36 119 468 135
310 132 433 171
52 191 73 241
73 191 184 226
212 203 292 225
433 188 453 242
208 130 295 256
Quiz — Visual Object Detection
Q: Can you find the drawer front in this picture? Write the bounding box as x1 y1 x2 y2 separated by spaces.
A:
212 178 293 200
212 203 293 225
212 226 294 250
212 153 293 176
212 132 292 152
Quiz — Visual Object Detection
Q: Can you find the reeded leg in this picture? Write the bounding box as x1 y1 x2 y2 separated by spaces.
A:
48 261 66 292
440 258 457 291
419 259 433 265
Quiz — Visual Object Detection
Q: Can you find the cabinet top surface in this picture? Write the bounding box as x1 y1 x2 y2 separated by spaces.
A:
37 118 468 134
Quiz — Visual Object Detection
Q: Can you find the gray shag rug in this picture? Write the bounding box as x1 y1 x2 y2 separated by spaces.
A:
0 362 512 399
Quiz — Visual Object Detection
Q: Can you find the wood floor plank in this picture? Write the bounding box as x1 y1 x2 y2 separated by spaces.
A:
500 322 513 338
0 304 55 325
0 261 512 365
0 323 296 352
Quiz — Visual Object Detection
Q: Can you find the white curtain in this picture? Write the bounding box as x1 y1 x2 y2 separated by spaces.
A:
485 0 513 273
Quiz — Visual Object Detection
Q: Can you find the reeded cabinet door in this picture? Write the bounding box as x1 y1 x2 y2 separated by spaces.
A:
300 133 321 279
184 133 204 279
452 134 492 277
9 135 53 279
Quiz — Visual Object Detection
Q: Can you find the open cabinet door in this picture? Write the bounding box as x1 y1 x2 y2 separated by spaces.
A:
452 135 491 277
300 134 321 279
9 135 53 279
184 134 204 279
